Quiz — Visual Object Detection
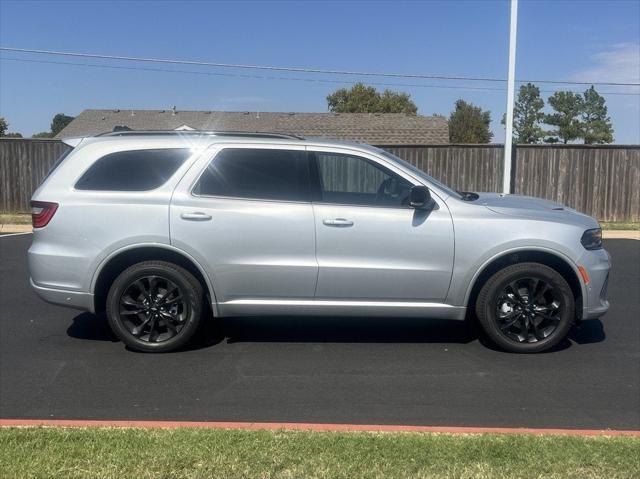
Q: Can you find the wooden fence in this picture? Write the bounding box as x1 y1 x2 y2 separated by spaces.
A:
383 144 640 221
513 145 640 223
381 145 504 193
1 139 638 221
0 139 70 214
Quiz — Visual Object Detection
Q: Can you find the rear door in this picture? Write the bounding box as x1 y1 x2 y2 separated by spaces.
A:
170 144 318 303
310 147 455 302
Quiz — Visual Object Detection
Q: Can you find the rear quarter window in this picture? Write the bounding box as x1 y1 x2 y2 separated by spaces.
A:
75 148 191 191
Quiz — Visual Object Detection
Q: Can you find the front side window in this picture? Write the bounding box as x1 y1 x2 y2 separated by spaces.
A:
375 148 462 199
75 148 190 191
313 152 413 207
193 148 310 202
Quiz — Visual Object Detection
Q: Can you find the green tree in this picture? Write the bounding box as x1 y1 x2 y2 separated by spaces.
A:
448 100 493 143
0 117 22 137
544 92 583 143
32 131 54 138
581 86 614 144
502 83 545 143
50 113 75 136
327 83 417 114
377 89 418 114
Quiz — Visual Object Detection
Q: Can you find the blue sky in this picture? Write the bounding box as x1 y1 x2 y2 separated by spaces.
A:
1 0 638 142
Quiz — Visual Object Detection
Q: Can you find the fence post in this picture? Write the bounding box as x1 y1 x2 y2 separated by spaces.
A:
510 144 517 194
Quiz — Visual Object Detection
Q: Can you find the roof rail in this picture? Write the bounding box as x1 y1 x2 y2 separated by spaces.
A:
96 130 305 140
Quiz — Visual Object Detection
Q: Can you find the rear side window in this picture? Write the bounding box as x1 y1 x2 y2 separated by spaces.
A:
75 148 191 191
193 148 310 202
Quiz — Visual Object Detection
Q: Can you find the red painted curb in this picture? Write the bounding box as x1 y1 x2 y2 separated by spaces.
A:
1 419 639 436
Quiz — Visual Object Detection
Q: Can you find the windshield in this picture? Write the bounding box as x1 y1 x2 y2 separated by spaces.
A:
375 148 463 199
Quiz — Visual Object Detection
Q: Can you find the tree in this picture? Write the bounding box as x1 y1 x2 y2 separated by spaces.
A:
327 83 417 114
581 86 613 144
50 113 75 136
32 131 54 138
544 92 583 143
448 100 493 143
0 117 22 137
377 89 418 114
502 83 545 143
29 112 75 138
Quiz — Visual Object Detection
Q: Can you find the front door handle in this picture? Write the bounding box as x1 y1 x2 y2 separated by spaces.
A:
180 212 212 221
323 218 354 227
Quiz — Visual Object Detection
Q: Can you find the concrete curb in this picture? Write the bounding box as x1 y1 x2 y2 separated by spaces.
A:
0 224 32 234
603 230 639 240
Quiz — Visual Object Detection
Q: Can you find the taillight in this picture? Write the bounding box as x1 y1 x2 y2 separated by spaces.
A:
31 201 58 228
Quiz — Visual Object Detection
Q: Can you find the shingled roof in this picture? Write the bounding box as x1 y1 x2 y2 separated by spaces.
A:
57 109 449 145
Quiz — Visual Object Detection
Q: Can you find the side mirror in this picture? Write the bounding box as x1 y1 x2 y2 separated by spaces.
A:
410 185 431 209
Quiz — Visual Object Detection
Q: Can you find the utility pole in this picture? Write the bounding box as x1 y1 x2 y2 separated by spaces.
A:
503 0 518 195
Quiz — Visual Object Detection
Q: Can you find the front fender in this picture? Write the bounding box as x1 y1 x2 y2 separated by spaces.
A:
448 241 586 308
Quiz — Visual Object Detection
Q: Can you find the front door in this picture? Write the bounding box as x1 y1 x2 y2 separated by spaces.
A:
170 145 318 304
311 149 454 302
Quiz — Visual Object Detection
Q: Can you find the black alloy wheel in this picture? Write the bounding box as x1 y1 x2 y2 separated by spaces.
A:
106 261 204 352
494 277 561 343
118 275 188 343
476 262 575 353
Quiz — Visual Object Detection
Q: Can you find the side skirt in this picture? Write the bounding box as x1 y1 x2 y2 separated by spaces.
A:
216 299 467 320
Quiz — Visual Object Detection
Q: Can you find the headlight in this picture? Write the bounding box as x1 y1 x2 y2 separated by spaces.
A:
581 228 603 250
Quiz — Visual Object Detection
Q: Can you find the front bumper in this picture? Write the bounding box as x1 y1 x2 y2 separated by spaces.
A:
578 248 611 320
30 278 94 312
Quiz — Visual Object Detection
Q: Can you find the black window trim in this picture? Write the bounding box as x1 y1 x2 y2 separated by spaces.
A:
190 146 314 204
188 146 426 209
73 147 192 193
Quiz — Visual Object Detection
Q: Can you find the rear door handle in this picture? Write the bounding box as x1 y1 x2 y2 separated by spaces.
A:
180 212 212 221
323 218 354 227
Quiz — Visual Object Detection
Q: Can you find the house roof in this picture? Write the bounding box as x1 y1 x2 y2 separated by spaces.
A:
56 109 449 145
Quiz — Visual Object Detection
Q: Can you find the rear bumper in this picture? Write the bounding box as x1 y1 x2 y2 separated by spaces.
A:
30 278 94 313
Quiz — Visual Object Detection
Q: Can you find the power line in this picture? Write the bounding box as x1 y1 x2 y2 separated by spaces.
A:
1 46 639 87
0 56 509 92
2 56 638 97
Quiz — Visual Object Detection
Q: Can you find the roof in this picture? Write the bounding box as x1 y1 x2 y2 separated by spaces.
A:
56 109 450 145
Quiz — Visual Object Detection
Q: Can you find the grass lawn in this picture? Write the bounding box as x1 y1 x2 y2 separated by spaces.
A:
600 221 639 231
0 427 638 479
0 213 31 224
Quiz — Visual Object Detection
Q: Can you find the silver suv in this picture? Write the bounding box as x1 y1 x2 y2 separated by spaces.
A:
29 131 610 353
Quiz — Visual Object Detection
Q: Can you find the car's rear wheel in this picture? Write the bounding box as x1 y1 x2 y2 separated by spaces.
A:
106 261 204 352
475 262 575 353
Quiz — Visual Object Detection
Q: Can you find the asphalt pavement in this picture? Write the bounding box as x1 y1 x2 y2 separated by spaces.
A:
1 234 638 429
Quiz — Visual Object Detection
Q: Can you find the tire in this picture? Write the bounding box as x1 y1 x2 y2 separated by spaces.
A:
106 261 204 353
475 262 575 353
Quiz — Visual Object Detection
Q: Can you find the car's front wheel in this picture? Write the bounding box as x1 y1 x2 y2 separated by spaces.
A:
106 261 204 352
475 262 575 353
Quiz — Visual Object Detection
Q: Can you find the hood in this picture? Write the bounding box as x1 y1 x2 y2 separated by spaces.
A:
474 193 597 227
479 193 566 213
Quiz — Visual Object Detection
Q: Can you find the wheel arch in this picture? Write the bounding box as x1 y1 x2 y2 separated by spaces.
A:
465 248 585 316
91 244 218 315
